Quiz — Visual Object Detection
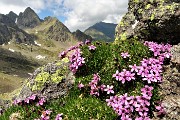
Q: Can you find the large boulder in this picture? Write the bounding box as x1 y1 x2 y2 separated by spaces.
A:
115 0 180 45
16 58 75 101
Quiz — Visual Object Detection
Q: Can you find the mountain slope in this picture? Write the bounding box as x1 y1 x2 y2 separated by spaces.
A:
72 29 93 42
0 14 34 45
84 22 117 42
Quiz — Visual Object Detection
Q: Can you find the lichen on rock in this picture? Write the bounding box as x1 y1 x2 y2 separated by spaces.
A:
16 57 75 100
115 0 180 44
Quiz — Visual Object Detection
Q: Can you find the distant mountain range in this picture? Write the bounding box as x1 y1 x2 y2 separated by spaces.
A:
84 22 117 42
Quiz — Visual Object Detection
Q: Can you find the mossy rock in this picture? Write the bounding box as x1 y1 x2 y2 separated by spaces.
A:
16 58 75 101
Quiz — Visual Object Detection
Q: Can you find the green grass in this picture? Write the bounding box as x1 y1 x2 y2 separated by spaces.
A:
0 86 117 120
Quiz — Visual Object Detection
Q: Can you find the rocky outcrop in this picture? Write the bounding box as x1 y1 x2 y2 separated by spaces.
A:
72 29 93 42
115 0 180 45
16 58 75 101
6 11 18 23
0 14 34 45
17 7 41 29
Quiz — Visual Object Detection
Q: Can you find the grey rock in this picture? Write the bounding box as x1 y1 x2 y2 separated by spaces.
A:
115 0 180 45
16 59 75 101
17 7 41 29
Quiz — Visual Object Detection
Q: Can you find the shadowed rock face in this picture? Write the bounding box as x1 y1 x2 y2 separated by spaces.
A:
0 14 34 45
6 11 18 23
115 0 180 45
17 7 41 29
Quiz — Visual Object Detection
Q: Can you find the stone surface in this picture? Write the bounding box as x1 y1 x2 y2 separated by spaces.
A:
115 0 180 45
16 58 75 101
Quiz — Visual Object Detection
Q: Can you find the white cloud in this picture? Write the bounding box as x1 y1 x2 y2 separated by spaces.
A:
0 0 128 31
0 0 45 15
63 0 128 31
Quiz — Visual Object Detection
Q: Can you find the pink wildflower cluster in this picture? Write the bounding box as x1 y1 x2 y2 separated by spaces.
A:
69 48 85 74
155 102 166 116
144 41 172 61
106 85 154 120
36 98 46 106
139 58 163 83
40 110 52 120
112 69 135 84
13 94 37 105
88 73 114 96
13 94 46 107
89 73 101 96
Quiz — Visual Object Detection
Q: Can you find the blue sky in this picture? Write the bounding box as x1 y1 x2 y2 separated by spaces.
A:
0 0 128 31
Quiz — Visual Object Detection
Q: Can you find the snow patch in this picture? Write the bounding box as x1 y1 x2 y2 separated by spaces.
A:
36 55 46 59
35 30 38 34
132 20 139 29
2 44 5 46
9 48 15 52
15 18 17 24
34 41 41 46
28 73 33 76
8 42 11 44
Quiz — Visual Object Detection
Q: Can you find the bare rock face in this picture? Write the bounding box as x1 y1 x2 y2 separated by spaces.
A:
16 58 75 101
115 0 180 45
17 7 41 29
0 14 34 45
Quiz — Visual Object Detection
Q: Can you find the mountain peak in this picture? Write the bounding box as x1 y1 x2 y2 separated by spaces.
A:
17 7 41 29
84 22 117 42
6 11 18 23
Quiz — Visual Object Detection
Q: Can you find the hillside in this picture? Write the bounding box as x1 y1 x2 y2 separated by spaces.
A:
84 22 117 42
72 29 93 42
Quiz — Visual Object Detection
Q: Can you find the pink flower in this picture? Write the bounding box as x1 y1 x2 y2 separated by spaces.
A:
88 45 96 50
45 110 52 115
129 64 139 72
104 85 114 94
29 94 36 100
78 83 84 89
58 51 67 58
121 52 130 58
36 98 46 106
155 103 166 116
85 39 91 45
13 99 22 105
24 98 30 104
55 113 63 120
100 84 106 91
